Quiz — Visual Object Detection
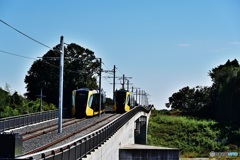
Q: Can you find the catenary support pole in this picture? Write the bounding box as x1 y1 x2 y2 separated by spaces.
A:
139 89 141 106
113 65 116 100
99 58 102 117
136 88 138 104
122 74 125 89
36 88 46 112
58 36 64 133
40 89 43 111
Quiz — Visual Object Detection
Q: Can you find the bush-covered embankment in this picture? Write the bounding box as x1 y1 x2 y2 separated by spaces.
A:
147 110 240 158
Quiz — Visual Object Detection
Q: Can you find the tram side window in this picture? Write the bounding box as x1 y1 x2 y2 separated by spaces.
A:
127 95 130 106
91 94 99 110
88 95 93 108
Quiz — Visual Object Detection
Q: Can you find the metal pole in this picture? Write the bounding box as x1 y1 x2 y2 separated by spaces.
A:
143 91 145 106
127 80 129 91
58 36 64 133
40 88 42 112
36 88 46 112
99 58 102 117
139 89 141 106
136 88 138 105
113 65 116 101
142 91 144 106
122 74 125 89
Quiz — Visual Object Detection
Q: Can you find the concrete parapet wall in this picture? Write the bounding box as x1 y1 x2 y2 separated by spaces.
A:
119 144 180 160
83 111 149 160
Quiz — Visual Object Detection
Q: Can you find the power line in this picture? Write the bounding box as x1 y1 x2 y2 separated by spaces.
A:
0 47 110 81
41 58 100 75
41 59 59 69
0 49 36 60
0 49 64 73
115 66 124 75
0 49 62 71
0 19 51 49
115 66 126 78
102 62 111 71
103 76 112 85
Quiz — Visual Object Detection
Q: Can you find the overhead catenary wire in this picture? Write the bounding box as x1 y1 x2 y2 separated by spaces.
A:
0 19 51 49
0 23 138 92
102 62 111 71
103 76 113 85
0 49 36 60
0 49 60 76
115 66 124 75
0 49 85 74
41 59 91 74
0 49 60 71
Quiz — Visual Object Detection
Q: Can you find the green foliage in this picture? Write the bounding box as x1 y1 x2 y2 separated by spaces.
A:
166 86 211 113
0 106 19 117
0 87 9 111
166 59 240 123
24 43 100 107
208 59 240 123
154 59 240 158
0 86 56 118
147 110 221 157
105 97 114 105
148 110 240 158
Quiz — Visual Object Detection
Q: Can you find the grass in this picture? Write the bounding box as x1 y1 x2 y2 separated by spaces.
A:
147 110 228 158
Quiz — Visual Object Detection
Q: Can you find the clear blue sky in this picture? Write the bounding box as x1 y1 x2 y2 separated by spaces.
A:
1 0 240 109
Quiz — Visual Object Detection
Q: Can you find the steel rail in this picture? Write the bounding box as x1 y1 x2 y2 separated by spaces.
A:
17 106 152 160
22 114 117 156
20 118 75 136
22 118 86 141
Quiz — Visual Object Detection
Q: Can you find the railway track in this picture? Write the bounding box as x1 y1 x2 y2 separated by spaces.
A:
22 118 85 141
23 114 117 155
21 113 119 155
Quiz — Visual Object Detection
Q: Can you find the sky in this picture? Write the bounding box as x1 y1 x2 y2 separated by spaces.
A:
0 0 240 110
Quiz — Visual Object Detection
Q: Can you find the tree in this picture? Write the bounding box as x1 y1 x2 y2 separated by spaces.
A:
208 59 240 123
166 86 211 113
105 97 114 106
0 87 9 112
165 59 240 124
24 43 100 108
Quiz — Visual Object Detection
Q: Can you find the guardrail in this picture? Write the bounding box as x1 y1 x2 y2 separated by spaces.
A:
18 105 153 160
0 110 59 132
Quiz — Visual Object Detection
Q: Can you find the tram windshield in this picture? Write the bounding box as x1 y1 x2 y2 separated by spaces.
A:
75 91 88 107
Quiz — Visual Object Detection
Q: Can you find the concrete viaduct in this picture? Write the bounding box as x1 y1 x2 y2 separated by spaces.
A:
0 106 179 160
83 106 179 160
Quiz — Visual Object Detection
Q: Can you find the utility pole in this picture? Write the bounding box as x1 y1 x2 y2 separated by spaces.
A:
135 88 140 105
98 58 102 117
113 65 116 100
122 74 125 89
36 88 46 112
120 74 132 90
139 89 141 106
58 36 64 133
127 80 129 91
142 90 145 106
136 88 138 104
102 65 116 101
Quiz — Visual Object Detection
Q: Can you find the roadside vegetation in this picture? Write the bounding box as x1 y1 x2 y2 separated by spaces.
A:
147 110 240 158
148 59 240 158
1 43 100 118
0 84 56 118
1 45 240 158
